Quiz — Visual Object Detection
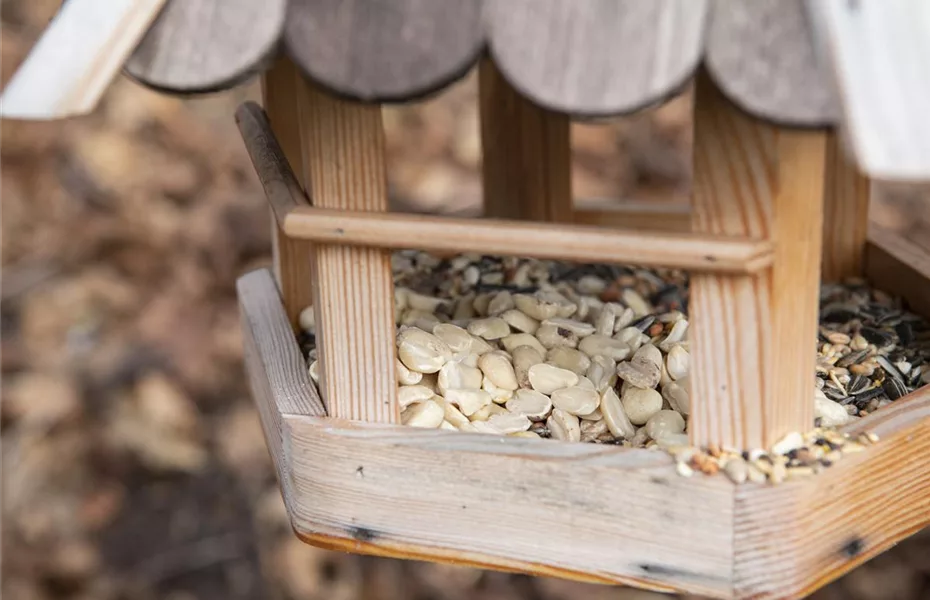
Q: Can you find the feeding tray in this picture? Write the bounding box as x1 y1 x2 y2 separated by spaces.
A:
4 1 930 599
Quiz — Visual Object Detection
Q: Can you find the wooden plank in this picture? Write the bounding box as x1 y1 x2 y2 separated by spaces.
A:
0 0 168 120
295 79 398 423
865 223 930 319
479 58 572 222
284 0 483 103
258 57 315 330
821 131 872 282
807 1 930 180
573 199 692 233
485 0 707 116
734 385 930 599
704 0 837 126
238 268 326 514
283 206 774 275
284 415 735 598
124 0 286 93
688 71 824 450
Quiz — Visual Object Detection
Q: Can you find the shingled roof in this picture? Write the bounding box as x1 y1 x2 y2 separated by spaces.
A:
3 0 930 180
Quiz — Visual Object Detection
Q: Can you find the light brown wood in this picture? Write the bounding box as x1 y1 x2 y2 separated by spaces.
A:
283 206 774 275
734 384 930 599
295 78 398 424
259 57 315 330
237 268 325 515
704 0 837 126
239 263 930 600
0 0 169 120
866 223 930 319
484 0 707 116
688 71 824 450
125 0 286 93
821 130 872 282
572 198 692 233
807 1 930 180
479 58 573 222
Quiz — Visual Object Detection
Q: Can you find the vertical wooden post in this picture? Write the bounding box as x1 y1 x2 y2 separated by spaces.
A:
821 131 872 282
260 55 315 330
295 78 399 424
478 57 573 222
688 72 825 450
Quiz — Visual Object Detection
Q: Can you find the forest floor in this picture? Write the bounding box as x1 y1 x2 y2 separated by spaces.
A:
3 2 930 599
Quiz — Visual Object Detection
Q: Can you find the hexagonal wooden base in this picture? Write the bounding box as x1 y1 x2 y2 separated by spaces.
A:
238 232 930 600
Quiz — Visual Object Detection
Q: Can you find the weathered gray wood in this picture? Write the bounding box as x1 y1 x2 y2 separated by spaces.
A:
124 0 286 93
284 0 484 102
807 0 930 180
485 0 707 116
704 0 838 126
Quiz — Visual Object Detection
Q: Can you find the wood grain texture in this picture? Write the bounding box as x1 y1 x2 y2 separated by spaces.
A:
238 268 325 514
688 71 824 450
283 206 774 275
259 57 315 330
295 79 398 423
705 0 837 126
734 384 930 599
0 0 168 120
124 0 285 93
485 0 706 116
572 199 692 233
807 0 930 180
865 224 930 319
821 131 872 282
479 58 572 222
284 0 483 103
284 415 735 599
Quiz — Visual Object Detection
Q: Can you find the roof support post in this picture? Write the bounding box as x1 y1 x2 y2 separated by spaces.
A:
688 70 826 450
478 57 573 223
821 131 872 282
261 55 315 330
295 76 399 424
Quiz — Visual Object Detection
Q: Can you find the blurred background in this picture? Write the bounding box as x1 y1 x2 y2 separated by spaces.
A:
2 2 929 599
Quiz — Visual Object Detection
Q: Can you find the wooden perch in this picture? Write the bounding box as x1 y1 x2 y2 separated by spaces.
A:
0 0 168 120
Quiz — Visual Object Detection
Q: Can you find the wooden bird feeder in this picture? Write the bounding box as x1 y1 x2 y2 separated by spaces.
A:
5 1 930 598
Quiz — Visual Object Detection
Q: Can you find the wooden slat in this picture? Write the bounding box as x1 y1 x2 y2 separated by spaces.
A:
295 78 399 423
734 385 930 599
572 199 692 233
0 0 168 120
688 71 824 450
235 101 308 227
485 0 707 116
284 415 735 598
283 207 774 275
704 0 837 126
258 58 315 330
865 223 930 319
238 268 326 514
284 0 483 103
124 0 285 93
821 131 872 282
479 58 573 222
807 1 930 181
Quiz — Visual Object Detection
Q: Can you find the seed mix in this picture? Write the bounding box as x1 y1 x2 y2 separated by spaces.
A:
297 251 930 484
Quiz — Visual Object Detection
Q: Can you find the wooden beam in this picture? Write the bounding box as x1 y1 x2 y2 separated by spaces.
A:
688 71 825 450
0 0 168 120
295 78 399 424
284 206 774 275
259 56 315 331
572 198 692 232
479 57 573 222
821 131 872 282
